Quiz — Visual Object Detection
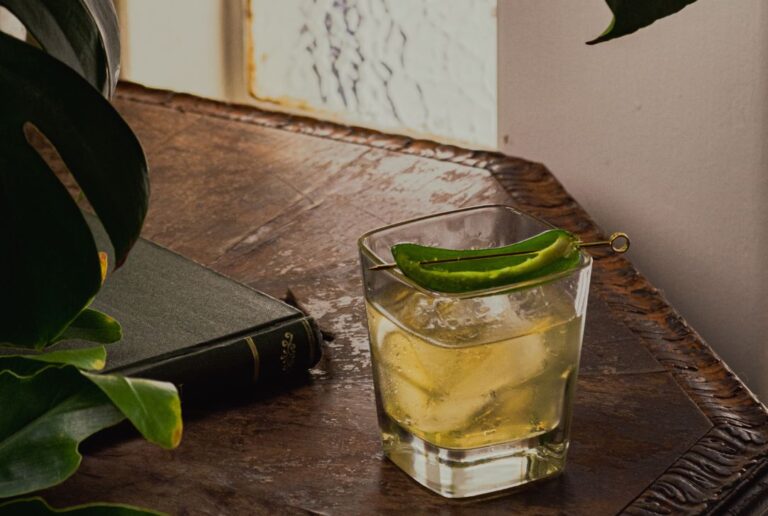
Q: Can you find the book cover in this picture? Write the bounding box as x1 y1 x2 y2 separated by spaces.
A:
10 224 323 396
88 237 323 395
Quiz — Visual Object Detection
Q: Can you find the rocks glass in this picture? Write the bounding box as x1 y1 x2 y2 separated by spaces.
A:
358 205 591 497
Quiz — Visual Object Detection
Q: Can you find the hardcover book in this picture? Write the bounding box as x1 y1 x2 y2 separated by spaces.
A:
55 227 323 396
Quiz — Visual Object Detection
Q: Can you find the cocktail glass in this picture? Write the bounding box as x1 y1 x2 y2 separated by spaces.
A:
358 205 592 498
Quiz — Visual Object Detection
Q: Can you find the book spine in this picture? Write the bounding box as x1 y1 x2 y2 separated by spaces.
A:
119 316 323 396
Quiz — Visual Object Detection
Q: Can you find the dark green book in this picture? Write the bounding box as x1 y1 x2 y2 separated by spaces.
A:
68 236 322 396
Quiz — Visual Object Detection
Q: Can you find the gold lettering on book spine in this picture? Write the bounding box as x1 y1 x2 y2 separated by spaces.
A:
280 331 296 371
245 336 260 384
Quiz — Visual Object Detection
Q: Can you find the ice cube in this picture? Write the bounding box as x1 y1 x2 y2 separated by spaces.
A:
374 315 431 389
369 296 556 443
383 370 496 436
410 329 549 396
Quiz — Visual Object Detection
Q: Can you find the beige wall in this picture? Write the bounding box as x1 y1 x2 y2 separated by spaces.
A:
115 0 245 100
498 0 768 401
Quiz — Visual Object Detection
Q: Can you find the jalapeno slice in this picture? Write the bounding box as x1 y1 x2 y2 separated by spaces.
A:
391 229 581 293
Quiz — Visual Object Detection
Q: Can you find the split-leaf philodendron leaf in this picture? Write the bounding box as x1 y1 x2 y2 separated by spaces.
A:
0 29 148 349
0 0 173 512
0 0 120 95
0 365 181 498
589 0 698 44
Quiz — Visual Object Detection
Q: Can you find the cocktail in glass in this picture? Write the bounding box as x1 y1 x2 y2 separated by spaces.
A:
358 205 592 498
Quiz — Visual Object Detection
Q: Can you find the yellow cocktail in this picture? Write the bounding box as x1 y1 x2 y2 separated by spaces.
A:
359 206 592 497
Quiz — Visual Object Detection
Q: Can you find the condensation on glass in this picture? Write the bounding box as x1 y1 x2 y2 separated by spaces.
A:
248 0 497 148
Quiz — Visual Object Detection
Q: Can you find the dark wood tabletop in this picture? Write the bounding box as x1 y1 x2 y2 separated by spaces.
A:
43 83 768 515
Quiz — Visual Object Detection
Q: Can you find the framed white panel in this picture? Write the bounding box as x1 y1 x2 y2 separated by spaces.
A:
249 0 497 148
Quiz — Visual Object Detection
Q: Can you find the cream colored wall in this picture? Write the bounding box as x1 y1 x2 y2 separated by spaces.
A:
115 0 245 100
498 0 768 401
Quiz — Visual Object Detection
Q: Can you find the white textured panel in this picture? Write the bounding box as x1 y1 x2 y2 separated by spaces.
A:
249 0 497 148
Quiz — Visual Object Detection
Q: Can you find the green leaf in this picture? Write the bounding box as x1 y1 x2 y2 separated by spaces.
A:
588 0 698 44
0 366 124 498
0 366 182 498
54 309 122 344
0 120 101 348
0 0 121 96
83 373 183 449
0 345 107 376
0 31 149 348
0 497 162 515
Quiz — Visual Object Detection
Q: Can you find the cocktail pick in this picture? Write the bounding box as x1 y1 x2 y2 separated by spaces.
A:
368 232 629 271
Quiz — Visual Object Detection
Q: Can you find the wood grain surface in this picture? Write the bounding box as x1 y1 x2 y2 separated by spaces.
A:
41 83 768 515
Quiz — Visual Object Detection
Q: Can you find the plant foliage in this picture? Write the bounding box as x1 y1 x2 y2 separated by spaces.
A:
589 0 698 44
0 1 179 513
0 30 148 348
0 0 120 95
0 362 181 499
0 497 161 515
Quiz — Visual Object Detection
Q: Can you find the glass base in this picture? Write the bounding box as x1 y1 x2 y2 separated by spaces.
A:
381 417 567 498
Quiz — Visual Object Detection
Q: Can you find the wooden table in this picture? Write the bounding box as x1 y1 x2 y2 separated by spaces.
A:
44 83 768 515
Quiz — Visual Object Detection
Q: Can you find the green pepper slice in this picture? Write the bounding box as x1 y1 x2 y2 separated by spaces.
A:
391 229 581 293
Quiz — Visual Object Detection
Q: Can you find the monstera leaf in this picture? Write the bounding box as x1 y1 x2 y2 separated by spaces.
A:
0 0 120 95
0 364 181 498
589 0 698 44
0 1 174 511
0 497 161 516
0 28 148 348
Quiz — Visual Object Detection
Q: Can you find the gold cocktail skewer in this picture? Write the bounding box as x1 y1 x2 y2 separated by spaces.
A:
368 232 630 271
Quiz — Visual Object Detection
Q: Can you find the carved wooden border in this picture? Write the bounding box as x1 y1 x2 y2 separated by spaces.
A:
116 83 768 514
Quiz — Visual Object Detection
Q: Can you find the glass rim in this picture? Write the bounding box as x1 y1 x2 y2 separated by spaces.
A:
357 204 593 299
